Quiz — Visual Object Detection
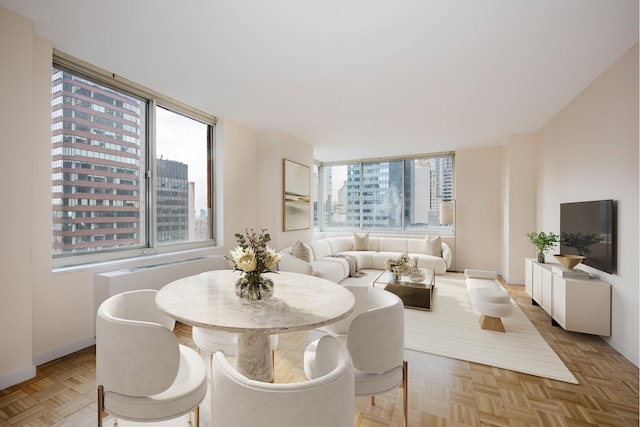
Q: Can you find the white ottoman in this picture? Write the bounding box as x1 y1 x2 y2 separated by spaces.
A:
465 269 514 332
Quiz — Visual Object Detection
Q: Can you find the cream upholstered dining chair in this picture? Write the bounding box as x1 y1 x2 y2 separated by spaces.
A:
210 334 354 427
96 290 208 427
304 285 408 427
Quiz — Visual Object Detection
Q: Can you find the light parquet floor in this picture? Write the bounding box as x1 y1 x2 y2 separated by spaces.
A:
0 282 637 427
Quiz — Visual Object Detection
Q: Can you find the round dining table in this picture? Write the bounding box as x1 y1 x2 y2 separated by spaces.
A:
156 269 355 382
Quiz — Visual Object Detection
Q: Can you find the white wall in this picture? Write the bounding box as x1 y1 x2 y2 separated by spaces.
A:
537 44 639 366
455 146 503 272
0 7 37 389
502 134 538 283
257 130 314 251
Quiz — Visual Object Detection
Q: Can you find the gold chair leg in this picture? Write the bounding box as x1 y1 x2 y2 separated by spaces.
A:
402 360 408 427
194 406 200 427
97 385 104 427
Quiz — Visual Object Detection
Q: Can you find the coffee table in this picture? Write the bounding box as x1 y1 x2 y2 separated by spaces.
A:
373 269 436 311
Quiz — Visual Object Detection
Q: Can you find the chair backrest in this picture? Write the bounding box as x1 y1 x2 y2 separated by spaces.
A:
346 286 405 373
320 285 370 335
211 335 354 427
96 289 180 396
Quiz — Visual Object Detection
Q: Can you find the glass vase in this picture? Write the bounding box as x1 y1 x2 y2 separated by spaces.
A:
537 252 545 263
234 274 274 301
409 267 426 282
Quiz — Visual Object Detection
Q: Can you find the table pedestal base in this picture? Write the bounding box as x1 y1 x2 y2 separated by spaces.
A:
236 333 273 382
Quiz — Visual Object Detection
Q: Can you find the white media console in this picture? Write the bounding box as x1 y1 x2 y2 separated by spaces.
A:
524 258 611 336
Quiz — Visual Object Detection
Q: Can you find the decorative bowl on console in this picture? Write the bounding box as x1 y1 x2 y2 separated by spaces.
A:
553 254 586 270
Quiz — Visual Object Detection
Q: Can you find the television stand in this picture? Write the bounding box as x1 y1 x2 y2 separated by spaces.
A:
524 258 611 336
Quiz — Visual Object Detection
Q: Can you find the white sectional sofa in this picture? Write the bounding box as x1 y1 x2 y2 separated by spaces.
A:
279 235 452 283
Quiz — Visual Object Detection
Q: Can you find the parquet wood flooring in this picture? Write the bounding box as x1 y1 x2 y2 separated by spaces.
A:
0 282 637 426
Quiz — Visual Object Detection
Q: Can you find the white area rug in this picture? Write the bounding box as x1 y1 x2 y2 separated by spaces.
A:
402 272 578 384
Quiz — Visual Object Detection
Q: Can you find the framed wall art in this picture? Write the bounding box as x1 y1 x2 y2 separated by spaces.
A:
283 159 310 231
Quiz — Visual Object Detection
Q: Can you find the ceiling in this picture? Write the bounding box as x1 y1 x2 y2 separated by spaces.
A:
1 0 638 161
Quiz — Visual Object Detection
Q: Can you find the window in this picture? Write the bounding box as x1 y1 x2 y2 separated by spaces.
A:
315 154 454 233
51 55 216 267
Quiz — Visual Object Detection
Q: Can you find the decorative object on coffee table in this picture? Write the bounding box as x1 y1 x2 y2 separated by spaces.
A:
409 256 426 282
553 254 586 270
526 231 559 263
385 254 410 282
227 228 280 300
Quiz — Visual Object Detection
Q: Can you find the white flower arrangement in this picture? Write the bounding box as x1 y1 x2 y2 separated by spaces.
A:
385 253 411 275
227 228 280 276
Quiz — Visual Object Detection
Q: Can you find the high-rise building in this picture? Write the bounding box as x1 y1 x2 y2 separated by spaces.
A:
51 69 195 254
156 157 190 243
51 69 144 254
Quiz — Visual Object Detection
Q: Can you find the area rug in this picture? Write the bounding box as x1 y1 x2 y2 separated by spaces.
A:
403 272 578 384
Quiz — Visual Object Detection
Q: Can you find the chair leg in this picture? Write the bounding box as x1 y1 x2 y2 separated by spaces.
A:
194 406 200 427
371 395 375 405
402 360 408 427
97 385 104 427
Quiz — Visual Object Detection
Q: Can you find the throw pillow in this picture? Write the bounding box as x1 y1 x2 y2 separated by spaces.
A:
291 241 310 262
425 234 442 257
353 232 370 251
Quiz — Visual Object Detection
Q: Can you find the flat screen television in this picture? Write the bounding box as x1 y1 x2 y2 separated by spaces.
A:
560 199 615 274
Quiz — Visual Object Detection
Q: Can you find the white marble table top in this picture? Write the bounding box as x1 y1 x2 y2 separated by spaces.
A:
156 270 355 334
156 270 355 383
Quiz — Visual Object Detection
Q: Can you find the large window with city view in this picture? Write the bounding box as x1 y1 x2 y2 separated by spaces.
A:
316 155 454 232
51 60 216 267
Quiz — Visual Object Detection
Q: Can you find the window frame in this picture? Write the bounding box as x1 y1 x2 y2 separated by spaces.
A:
315 152 455 235
52 50 218 268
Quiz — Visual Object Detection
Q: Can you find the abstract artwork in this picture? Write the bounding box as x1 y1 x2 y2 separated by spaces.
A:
283 159 310 231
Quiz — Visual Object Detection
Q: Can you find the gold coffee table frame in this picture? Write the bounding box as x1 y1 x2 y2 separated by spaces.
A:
373 269 436 311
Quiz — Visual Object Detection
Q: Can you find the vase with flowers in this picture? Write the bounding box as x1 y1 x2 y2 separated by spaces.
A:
227 228 280 300
385 253 411 282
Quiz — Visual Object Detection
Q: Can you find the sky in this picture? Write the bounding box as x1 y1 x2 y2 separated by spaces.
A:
155 106 209 214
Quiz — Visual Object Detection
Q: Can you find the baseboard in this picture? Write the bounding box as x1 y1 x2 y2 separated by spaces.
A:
0 364 36 390
33 337 96 367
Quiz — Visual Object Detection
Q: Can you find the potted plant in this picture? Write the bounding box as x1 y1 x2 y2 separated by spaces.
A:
526 231 560 263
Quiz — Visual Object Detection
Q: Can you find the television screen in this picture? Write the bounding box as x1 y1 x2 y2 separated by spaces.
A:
560 200 615 274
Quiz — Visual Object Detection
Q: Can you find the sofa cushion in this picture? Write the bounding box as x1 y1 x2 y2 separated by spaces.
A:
309 240 332 260
378 238 408 253
327 237 353 254
312 259 349 283
425 235 442 256
353 232 370 250
367 237 380 251
291 241 311 262
407 239 425 254
339 250 375 270
408 253 447 275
